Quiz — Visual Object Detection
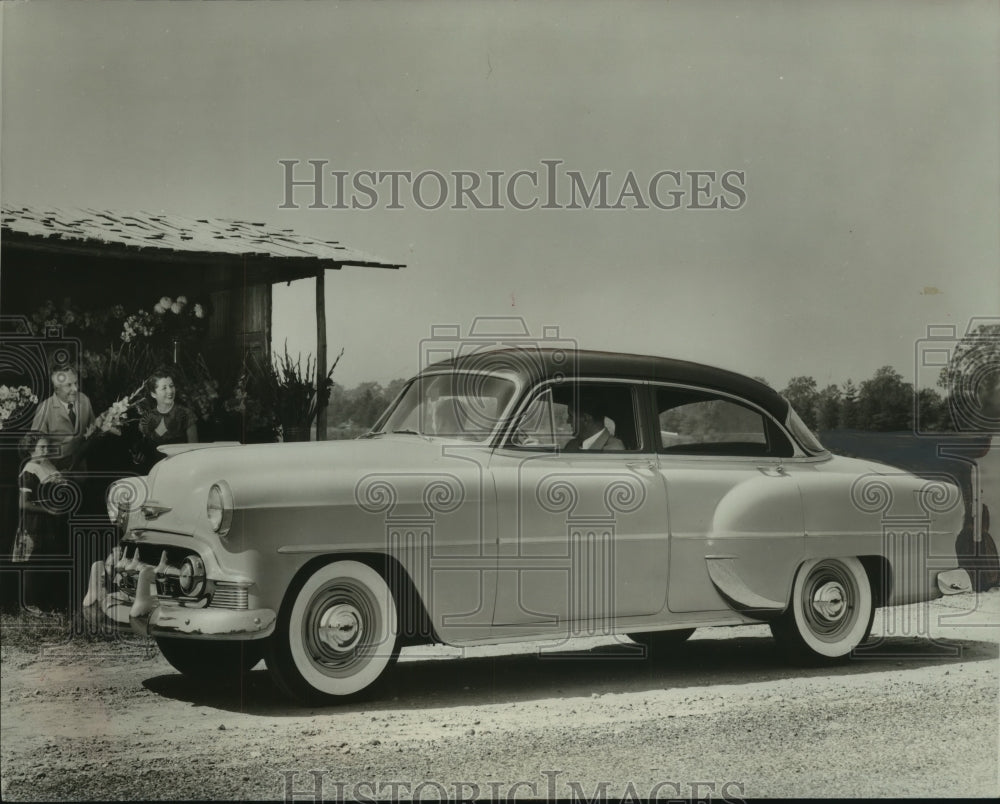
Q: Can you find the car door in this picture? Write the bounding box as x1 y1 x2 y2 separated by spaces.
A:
652 384 805 614
489 380 670 637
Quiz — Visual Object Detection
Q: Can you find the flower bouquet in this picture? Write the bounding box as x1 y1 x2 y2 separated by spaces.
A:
85 385 145 439
0 385 39 430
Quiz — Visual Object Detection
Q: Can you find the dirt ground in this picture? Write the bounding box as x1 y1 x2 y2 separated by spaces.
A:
2 592 998 801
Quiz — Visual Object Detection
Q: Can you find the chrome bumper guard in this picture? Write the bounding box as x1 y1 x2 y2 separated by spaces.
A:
82 560 275 640
937 568 973 595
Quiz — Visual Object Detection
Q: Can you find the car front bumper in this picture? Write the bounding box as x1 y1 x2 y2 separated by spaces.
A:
82 560 276 641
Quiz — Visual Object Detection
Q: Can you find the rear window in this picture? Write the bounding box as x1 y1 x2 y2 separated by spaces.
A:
656 386 794 458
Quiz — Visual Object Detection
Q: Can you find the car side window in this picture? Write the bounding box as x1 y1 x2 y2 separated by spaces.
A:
656 388 792 457
509 382 643 452
509 388 567 449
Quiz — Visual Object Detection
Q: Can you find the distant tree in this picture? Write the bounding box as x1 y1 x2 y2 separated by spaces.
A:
839 379 860 428
354 388 380 428
781 376 820 430
384 378 408 403
938 322 1000 432
347 382 386 428
858 366 913 431
326 383 348 424
326 378 409 430
916 387 949 432
814 384 843 431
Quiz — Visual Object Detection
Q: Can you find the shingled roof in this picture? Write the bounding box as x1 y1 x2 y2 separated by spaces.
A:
0 203 404 275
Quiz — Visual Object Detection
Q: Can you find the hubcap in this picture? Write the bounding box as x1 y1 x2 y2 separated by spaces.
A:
302 580 381 677
318 604 363 652
801 562 857 641
811 581 847 621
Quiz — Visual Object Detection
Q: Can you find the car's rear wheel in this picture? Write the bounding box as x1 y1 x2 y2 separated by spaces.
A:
628 628 696 657
155 637 265 680
267 560 399 705
770 557 874 664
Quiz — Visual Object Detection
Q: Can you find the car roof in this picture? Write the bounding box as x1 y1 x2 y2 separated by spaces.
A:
426 347 790 420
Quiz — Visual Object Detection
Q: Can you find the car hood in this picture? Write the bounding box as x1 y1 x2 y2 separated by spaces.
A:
134 435 487 534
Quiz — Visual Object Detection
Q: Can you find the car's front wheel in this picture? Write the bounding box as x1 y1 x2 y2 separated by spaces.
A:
267 560 399 705
155 637 265 680
770 557 875 664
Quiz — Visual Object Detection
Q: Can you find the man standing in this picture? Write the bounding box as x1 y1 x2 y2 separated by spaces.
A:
29 365 95 470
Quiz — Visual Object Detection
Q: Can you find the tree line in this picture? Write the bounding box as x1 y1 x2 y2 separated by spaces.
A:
778 367 948 433
326 378 408 433
327 323 1000 435
781 323 999 433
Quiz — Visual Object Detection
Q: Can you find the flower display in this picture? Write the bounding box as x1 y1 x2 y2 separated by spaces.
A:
0 385 38 430
119 294 210 343
29 298 127 338
85 385 145 438
27 296 209 344
121 310 156 342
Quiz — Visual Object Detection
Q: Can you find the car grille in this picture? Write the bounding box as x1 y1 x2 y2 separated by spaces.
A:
115 542 249 610
210 583 249 610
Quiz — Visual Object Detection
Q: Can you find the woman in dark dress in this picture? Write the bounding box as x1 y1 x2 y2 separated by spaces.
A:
14 433 70 615
136 368 198 471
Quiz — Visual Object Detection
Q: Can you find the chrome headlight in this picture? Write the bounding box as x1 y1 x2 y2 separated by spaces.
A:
178 555 207 597
207 481 234 538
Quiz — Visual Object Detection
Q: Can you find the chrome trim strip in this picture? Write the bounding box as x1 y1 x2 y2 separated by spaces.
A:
937 568 972 595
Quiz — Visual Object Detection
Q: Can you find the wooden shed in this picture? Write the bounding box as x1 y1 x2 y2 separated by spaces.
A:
0 205 403 611
0 203 404 438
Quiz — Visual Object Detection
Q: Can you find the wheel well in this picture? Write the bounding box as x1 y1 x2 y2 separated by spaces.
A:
287 553 438 646
857 555 892 608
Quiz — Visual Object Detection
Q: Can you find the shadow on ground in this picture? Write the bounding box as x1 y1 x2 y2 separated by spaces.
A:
140 631 998 716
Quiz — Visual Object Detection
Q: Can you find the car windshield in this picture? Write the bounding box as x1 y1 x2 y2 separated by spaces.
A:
372 372 518 443
783 402 828 455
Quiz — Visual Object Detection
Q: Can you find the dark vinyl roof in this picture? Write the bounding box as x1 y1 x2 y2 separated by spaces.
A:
0 203 404 275
429 347 790 420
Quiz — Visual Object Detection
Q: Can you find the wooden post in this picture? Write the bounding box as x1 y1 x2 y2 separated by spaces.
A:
315 268 328 440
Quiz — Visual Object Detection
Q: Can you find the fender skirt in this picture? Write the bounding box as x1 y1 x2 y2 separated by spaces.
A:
706 557 786 622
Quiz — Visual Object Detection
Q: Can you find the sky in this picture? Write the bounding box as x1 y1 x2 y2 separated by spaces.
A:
2 0 998 391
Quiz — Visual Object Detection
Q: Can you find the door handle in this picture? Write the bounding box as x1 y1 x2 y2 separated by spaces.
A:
626 460 658 472
756 464 787 477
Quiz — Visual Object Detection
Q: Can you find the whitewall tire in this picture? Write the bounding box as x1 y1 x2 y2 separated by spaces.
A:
771 557 874 663
268 560 399 704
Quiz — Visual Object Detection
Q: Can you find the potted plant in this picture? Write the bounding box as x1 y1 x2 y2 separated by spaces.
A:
225 344 341 443
273 343 342 441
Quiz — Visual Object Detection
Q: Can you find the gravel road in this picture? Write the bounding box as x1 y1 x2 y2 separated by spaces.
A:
2 592 998 801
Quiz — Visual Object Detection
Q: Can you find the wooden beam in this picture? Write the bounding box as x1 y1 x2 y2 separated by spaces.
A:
315 268 328 441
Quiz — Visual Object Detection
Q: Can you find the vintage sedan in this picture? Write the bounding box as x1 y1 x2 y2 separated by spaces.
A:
84 348 972 703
